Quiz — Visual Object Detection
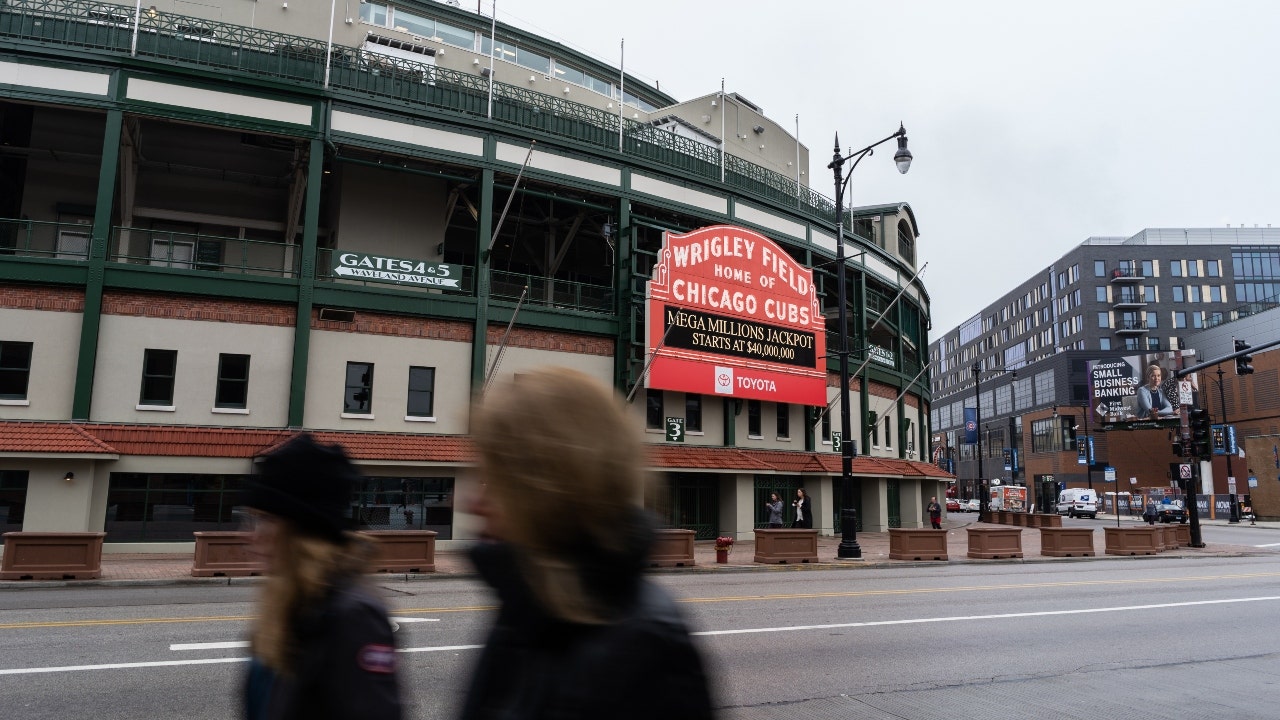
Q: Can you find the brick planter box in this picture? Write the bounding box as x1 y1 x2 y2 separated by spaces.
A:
649 528 696 567
1 532 106 580
192 531 264 577
1174 524 1192 546
1160 525 1179 549
1040 527 1095 557
966 526 1023 559
753 528 818 563
888 528 948 561
364 530 437 573
1104 526 1161 556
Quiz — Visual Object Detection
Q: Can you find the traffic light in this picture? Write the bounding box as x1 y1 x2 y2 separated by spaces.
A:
1189 408 1213 459
1234 339 1254 375
1171 440 1184 457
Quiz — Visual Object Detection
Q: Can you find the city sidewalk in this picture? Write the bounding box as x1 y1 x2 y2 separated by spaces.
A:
3 515 1274 589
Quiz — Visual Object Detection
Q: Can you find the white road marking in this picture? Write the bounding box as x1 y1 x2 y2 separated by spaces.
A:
389 617 440 623
170 641 248 651
693 595 1280 636
1254 542 1280 548
8 596 1280 676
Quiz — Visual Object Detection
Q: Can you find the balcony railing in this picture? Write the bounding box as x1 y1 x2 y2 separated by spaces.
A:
0 218 92 259
108 227 299 276
490 270 612 314
1114 320 1149 334
0 0 860 236
1108 267 1143 282
1112 292 1147 307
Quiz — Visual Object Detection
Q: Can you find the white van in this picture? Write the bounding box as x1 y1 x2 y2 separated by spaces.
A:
1056 488 1097 519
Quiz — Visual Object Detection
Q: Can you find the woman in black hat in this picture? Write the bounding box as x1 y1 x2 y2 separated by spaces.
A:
242 433 402 720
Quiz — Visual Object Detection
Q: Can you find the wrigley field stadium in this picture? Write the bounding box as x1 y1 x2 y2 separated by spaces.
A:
0 0 943 552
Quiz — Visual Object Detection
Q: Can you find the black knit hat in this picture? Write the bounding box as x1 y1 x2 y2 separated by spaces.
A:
247 433 357 541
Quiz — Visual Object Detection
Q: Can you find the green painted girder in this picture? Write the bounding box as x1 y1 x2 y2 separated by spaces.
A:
101 265 299 303
0 258 90 285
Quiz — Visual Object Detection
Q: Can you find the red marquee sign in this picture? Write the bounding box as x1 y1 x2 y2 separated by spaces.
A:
646 225 827 405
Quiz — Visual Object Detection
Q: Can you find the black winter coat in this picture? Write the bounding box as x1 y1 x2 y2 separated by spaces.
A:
244 577 402 720
460 522 715 720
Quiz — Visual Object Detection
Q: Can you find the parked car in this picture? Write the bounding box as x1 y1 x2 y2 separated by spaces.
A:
946 498 961 512
1154 502 1187 523
964 498 981 513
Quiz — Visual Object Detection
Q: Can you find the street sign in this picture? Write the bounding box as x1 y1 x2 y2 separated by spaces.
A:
665 417 685 443
1179 464 1193 480
832 432 841 454
1104 466 1116 482
1003 448 1012 471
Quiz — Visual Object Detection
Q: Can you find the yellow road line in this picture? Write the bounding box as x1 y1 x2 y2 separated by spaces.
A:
2 572 1276 631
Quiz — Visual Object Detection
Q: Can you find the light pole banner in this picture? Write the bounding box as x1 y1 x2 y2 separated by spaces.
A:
646 225 827 405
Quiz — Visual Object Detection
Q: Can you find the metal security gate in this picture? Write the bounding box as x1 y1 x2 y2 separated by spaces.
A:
887 479 901 528
646 472 719 540
753 475 803 528
831 477 864 533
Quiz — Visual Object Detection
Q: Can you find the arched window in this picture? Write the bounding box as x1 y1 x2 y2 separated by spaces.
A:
897 219 915 265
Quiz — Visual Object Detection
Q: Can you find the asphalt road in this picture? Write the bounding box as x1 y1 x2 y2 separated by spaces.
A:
1 545 1277 719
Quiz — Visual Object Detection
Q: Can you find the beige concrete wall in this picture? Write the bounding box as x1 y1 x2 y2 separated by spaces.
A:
333 164 447 262
15 463 99 532
0 308 81 421
90 315 293 426
304 329 474 432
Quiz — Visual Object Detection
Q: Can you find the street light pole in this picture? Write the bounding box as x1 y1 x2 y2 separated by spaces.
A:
972 362 986 522
829 124 912 559
1082 400 1093 493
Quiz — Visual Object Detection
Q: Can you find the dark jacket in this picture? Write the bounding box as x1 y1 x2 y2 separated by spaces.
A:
244 576 402 720
792 496 813 528
461 515 715 720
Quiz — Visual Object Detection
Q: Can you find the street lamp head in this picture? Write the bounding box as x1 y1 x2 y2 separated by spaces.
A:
893 124 912 174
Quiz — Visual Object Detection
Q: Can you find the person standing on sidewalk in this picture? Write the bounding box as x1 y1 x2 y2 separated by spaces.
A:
765 493 784 528
792 488 812 529
927 496 943 529
242 434 402 720
462 367 715 720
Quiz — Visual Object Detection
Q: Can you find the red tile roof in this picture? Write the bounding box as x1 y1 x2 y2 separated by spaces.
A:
0 422 119 456
87 424 293 457
645 444 954 479
277 431 477 464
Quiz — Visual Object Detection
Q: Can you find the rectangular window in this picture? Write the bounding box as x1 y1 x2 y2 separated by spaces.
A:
214 354 250 409
1171 286 1184 302
0 341 34 400
1099 337 1111 350
1145 312 1158 329
776 403 789 439
1189 286 1202 302
149 238 195 269
0 470 29 532
1187 261 1199 277
1141 260 1154 276
869 411 879 447
646 390 662 430
406 366 436 418
747 399 762 437
1097 311 1109 328
685 394 702 432
1095 286 1107 302
1191 312 1204 329
1206 260 1220 277
344 362 374 414
1170 260 1182 277
1094 260 1106 277
140 349 178 406
821 407 831 441
1173 312 1187 329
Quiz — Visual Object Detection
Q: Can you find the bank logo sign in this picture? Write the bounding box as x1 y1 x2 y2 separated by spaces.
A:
646 225 826 405
1086 350 1196 431
333 252 461 289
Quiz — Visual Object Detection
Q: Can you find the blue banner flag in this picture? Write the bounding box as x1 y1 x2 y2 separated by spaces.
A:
964 408 977 444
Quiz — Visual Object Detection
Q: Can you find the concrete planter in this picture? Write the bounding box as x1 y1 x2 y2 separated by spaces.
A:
649 528 696 567
753 528 818 564
1174 524 1192 546
1161 525 1179 549
1037 513 1063 528
1039 527 1096 557
192 531 264 577
1104 526 1161 556
1 532 106 580
966 526 1023 559
888 528 948 561
363 530 437 573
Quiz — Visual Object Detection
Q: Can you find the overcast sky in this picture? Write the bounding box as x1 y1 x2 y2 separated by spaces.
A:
493 0 1279 336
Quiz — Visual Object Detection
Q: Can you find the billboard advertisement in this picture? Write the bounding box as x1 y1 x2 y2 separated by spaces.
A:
645 225 827 404
1087 350 1197 430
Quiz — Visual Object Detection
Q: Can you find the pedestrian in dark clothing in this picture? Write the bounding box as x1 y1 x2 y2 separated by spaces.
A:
927 496 943 529
242 434 402 720
1143 502 1157 525
765 492 784 528
792 488 813 529
464 367 716 720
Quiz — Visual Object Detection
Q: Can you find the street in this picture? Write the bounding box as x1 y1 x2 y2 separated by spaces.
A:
0 536 1277 719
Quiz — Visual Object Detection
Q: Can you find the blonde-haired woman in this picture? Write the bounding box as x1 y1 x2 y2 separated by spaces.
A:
462 366 714 720
243 434 401 720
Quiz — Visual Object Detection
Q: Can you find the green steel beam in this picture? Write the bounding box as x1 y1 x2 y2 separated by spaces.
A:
286 137 324 428
70 101 121 421
470 163 494 393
